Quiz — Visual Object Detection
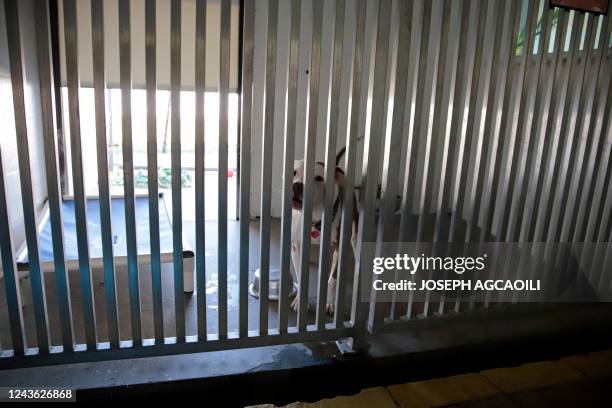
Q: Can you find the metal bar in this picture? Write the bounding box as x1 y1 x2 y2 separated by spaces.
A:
195 0 207 341
517 9 566 302
297 0 324 331
278 0 300 333
145 0 164 343
463 0 508 244
239 0 255 337
404 0 431 317
491 1 536 241
415 0 445 317
64 0 96 350
49 0 67 197
0 326 357 370
584 66 612 243
369 0 414 325
560 15 606 243
392 0 425 320
0 149 26 355
218 0 231 339
343 0 366 328
596 121 612 242
452 0 489 313
446 0 483 244
421 0 454 315
170 0 185 342
432 0 464 243
404 0 430 244
118 0 142 346
475 0 520 246
35 1 74 349
88 0 117 348
574 14 611 243
414 1 444 243
316 0 345 329
433 0 465 315
361 0 393 332
6 0 51 353
512 5 556 243
532 12 583 243
480 4 548 308
545 14 593 244
259 0 279 336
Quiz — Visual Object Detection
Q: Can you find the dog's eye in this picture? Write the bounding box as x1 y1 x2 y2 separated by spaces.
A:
315 176 324 182
293 170 297 176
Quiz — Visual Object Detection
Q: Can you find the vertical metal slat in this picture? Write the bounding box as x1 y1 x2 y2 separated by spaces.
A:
433 0 465 315
316 0 345 329
118 0 142 346
393 0 425 320
170 0 185 342
145 0 164 343
370 0 414 325
362 0 393 332
342 0 366 328
90 0 117 348
6 0 51 353
467 0 515 244
507 4 553 244
491 1 536 241
259 0 278 336
560 15 607 243
449 0 487 313
478 1 525 309
545 14 593 244
446 0 482 246
412 0 444 318
532 12 583 244
239 0 255 337
218 0 231 339
0 148 26 355
278 0 300 333
35 0 74 349
297 0 324 331
573 15 611 242
479 1 523 243
64 0 96 350
195 0 207 341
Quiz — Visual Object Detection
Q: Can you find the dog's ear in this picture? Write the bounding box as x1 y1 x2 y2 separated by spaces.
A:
335 167 345 185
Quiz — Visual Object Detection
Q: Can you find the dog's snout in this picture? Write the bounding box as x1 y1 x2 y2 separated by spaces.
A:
293 182 303 197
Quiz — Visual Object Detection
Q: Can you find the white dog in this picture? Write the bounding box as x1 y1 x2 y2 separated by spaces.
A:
290 147 358 314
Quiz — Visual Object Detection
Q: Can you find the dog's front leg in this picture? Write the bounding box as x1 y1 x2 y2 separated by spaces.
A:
326 249 339 314
290 241 301 312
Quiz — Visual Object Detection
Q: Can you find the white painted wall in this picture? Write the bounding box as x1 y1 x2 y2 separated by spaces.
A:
247 0 458 220
249 0 394 219
0 0 49 251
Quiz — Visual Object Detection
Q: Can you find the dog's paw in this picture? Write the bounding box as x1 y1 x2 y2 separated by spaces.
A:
326 277 337 315
291 295 300 312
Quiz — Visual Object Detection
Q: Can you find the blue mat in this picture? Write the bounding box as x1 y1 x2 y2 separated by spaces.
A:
17 194 179 265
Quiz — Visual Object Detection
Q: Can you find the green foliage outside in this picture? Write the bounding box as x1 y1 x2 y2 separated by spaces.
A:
111 167 192 189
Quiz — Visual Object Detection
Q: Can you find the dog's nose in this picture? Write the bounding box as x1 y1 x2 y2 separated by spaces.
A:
293 182 303 197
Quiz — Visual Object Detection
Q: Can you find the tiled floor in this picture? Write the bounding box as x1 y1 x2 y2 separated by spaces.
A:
250 349 612 407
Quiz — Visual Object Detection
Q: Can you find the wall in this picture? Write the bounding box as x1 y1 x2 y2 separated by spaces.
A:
0 0 49 251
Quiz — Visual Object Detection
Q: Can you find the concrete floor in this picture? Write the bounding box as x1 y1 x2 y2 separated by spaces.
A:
0 218 337 348
0 210 476 349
